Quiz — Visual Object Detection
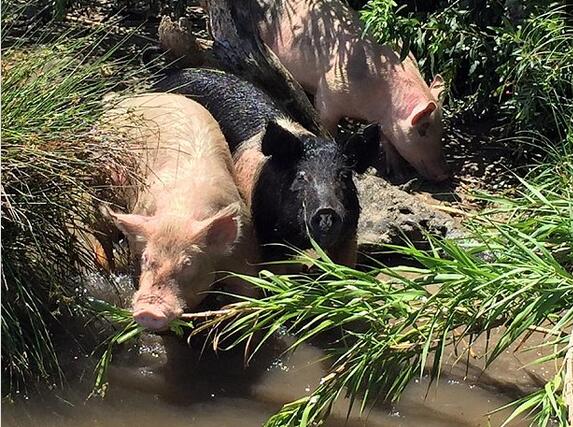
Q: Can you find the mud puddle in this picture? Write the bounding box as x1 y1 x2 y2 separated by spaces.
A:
2 332 530 427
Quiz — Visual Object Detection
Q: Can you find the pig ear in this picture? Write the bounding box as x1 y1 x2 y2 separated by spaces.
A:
430 74 446 102
410 101 437 127
204 203 242 253
100 204 150 239
343 123 380 174
261 121 304 163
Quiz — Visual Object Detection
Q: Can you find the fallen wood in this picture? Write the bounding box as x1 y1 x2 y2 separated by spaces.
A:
199 0 326 136
158 16 216 67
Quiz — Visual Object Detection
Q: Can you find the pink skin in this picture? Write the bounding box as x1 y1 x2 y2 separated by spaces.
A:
106 206 242 331
257 0 449 182
102 94 258 332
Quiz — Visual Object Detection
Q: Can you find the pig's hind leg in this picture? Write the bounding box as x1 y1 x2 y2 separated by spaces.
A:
314 82 344 135
377 136 408 181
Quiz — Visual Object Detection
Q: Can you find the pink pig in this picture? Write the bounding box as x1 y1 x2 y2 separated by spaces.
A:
256 0 448 181
102 93 258 331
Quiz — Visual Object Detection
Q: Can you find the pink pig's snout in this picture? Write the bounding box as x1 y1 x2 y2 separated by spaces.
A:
132 280 185 331
415 155 450 183
133 305 170 331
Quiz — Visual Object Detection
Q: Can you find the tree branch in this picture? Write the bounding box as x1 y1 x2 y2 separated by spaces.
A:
204 0 327 136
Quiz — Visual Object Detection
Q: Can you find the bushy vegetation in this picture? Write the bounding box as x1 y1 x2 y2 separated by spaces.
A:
1 8 149 393
361 0 573 137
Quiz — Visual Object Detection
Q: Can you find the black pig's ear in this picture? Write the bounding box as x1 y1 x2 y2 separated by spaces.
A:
261 120 304 163
343 123 380 173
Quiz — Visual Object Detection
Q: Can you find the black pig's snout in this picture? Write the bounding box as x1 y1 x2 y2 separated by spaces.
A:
312 208 338 232
310 208 342 247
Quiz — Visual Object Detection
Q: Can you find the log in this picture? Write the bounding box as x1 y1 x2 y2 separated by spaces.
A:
158 16 216 67
203 0 327 137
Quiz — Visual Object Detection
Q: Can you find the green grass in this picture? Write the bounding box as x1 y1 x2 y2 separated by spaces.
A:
361 1 573 137
190 228 572 426
1 15 151 394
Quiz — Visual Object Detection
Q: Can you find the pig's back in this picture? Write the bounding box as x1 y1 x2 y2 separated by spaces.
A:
154 69 286 153
256 0 369 91
107 93 235 180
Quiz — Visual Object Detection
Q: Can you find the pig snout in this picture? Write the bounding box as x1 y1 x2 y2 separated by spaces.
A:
132 292 182 331
133 304 171 331
418 155 450 183
309 207 342 248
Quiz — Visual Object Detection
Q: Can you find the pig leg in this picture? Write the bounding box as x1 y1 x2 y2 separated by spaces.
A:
83 233 112 271
328 236 357 268
314 82 342 135
378 137 407 180
95 234 116 272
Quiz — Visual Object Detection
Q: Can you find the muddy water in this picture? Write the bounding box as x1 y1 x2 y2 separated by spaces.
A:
2 330 530 427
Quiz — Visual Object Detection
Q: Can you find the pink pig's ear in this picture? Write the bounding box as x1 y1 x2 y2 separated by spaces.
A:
204 202 242 253
410 101 437 127
430 74 446 102
100 204 151 239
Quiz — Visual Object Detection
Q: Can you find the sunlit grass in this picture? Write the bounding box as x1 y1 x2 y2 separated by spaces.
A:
1 14 152 393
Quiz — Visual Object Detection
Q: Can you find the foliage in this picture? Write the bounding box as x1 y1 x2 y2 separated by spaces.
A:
88 298 193 397
360 1 573 137
0 18 148 393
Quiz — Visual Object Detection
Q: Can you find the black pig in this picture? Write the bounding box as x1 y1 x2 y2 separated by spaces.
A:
154 68 379 265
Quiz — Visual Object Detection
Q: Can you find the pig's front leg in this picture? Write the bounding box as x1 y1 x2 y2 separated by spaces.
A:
378 136 407 180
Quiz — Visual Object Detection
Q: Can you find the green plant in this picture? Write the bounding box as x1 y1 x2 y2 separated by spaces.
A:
1 20 149 394
360 1 572 138
495 8 573 136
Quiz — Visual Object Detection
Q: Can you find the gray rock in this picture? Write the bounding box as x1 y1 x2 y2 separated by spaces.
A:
356 174 461 252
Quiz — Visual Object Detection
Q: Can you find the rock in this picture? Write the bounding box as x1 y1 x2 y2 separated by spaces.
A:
357 174 461 252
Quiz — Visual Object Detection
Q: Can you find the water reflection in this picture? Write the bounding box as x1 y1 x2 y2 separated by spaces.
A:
3 330 527 427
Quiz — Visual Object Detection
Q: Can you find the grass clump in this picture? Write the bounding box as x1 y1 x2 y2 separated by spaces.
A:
190 222 572 426
1 18 149 394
